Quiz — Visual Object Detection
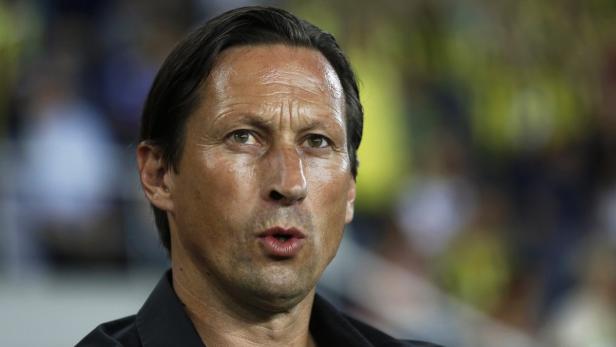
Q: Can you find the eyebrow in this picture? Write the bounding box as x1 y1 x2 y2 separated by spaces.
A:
236 113 273 133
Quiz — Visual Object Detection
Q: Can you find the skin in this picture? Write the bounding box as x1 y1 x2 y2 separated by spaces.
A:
137 44 356 347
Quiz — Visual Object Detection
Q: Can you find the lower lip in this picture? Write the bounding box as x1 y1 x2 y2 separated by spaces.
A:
258 235 305 258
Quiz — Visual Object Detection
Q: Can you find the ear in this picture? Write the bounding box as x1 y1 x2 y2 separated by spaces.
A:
136 141 174 212
344 179 356 224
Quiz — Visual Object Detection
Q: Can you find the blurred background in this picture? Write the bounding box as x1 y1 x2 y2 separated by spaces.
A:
1 0 616 346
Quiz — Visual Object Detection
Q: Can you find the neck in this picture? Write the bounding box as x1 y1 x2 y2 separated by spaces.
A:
171 261 317 347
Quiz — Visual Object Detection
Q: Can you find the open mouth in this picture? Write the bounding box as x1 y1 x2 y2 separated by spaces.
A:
258 226 305 240
275 234 291 242
257 227 306 258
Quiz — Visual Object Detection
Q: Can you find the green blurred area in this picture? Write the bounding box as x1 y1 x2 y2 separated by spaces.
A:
291 0 616 211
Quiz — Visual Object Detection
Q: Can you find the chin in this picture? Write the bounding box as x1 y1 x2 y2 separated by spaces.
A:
239 274 315 313
252 289 311 313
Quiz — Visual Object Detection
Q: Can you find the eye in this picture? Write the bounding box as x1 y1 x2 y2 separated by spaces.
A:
304 134 331 149
228 129 257 145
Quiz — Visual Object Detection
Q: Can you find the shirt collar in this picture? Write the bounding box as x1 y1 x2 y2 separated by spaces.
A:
310 294 374 347
136 270 204 347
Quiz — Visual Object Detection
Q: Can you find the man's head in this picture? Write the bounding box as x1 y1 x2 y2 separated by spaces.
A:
138 6 362 250
137 6 362 310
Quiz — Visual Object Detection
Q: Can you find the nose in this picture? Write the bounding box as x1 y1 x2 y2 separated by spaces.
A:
265 146 307 205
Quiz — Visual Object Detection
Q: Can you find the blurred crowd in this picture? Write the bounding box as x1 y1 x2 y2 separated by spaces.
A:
1 0 615 346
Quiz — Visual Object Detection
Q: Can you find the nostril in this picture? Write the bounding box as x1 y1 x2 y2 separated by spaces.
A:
270 190 284 201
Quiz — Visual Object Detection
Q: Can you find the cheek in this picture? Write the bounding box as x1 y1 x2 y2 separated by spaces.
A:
193 151 257 200
306 162 352 253
307 158 352 209
175 152 257 243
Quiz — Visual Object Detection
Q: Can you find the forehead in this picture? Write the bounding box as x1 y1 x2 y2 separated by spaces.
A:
203 44 344 107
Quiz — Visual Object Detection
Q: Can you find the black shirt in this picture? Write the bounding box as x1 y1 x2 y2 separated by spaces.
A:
76 271 441 347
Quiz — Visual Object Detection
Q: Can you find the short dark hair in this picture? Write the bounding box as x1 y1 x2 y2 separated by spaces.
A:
139 6 363 252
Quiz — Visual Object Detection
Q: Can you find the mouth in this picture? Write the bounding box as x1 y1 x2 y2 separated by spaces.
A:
257 227 306 259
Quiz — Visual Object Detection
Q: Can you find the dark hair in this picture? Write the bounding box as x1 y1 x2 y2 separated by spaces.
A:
139 6 363 252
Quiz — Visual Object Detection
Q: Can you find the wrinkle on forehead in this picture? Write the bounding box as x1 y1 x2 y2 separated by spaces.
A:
206 44 344 103
217 92 342 115
258 69 343 100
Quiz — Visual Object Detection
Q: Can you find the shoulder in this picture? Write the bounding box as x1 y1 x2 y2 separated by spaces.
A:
76 315 141 347
345 314 443 347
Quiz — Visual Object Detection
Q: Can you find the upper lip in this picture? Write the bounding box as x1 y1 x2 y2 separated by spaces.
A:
258 226 306 239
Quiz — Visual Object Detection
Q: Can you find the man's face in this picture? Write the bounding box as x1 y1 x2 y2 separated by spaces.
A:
165 44 355 310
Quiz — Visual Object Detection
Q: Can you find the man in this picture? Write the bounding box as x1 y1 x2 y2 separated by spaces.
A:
78 6 440 347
